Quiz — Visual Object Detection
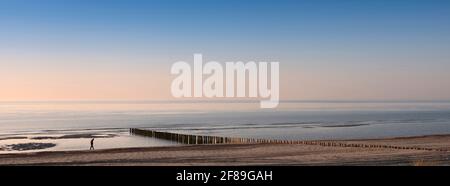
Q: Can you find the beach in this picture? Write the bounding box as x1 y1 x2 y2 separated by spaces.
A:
1 134 449 166
1 101 450 165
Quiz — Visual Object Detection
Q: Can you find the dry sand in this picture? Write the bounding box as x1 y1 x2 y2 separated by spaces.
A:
0 135 449 166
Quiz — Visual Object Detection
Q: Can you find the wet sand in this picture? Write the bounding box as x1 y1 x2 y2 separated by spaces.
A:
0 134 449 166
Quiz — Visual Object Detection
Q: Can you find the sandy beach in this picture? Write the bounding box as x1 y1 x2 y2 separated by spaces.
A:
0 134 449 166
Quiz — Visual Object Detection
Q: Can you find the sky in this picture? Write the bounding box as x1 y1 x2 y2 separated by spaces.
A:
1 0 450 101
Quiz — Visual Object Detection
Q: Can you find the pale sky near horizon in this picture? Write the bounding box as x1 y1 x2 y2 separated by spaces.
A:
1 0 450 101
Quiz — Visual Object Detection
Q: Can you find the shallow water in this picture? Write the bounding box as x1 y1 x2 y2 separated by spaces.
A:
0 129 179 154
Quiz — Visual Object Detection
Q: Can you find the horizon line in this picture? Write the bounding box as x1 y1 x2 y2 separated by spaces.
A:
1 99 450 104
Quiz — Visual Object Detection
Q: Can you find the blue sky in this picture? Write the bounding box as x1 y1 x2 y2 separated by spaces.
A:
3 0 450 56
1 0 450 100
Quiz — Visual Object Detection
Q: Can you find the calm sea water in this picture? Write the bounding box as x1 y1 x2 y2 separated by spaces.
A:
1 101 450 153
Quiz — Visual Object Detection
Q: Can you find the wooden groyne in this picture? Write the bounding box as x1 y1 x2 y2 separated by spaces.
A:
129 128 448 152
130 128 266 145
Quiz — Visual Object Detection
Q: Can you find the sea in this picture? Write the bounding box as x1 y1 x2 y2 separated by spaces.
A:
1 100 450 153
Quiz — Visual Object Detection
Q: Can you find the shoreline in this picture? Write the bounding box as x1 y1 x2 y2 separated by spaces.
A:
0 134 449 166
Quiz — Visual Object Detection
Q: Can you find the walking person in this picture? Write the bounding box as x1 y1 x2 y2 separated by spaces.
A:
90 138 95 150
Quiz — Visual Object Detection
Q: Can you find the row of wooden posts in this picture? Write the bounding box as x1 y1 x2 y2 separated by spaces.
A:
129 128 446 152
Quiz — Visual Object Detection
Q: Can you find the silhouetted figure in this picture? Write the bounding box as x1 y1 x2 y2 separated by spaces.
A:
90 138 95 150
